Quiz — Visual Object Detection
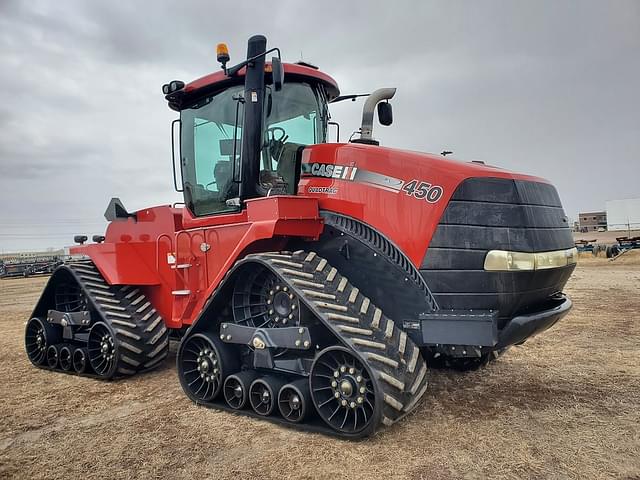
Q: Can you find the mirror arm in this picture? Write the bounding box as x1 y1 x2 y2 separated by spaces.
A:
226 47 281 76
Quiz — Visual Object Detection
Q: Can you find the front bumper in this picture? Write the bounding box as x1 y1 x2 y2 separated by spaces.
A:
495 293 572 348
412 293 572 349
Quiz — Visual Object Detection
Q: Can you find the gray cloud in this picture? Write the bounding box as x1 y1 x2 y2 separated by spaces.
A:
0 0 639 251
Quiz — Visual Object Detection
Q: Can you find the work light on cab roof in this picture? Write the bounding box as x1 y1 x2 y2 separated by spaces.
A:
216 42 230 70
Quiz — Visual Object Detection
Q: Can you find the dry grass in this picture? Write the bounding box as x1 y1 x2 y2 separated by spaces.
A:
1 255 639 480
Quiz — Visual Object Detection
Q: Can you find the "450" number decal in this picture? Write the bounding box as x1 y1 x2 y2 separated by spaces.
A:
401 180 444 203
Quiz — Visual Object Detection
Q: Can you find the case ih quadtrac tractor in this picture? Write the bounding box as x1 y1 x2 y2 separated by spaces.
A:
25 36 577 438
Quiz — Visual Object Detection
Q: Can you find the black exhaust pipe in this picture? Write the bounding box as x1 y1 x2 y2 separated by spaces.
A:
240 34 267 201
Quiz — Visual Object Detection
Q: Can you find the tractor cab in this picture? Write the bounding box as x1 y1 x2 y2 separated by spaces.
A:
164 36 340 218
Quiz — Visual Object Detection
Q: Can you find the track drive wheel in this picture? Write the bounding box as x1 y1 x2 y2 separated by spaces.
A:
178 332 239 403
232 266 301 329
310 346 380 436
25 317 61 366
87 321 118 378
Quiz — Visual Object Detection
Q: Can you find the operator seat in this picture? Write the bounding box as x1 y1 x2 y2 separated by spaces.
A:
276 142 305 195
214 161 231 196
214 160 240 201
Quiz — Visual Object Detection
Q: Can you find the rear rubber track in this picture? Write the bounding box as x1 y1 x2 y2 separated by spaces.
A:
41 259 169 378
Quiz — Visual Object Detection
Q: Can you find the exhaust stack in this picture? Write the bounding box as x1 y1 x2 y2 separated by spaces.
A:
356 87 396 144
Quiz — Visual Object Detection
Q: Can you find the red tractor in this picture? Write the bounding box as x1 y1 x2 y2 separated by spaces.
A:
25 36 577 437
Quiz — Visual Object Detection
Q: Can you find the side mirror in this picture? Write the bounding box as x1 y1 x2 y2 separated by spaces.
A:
272 57 284 91
377 102 393 126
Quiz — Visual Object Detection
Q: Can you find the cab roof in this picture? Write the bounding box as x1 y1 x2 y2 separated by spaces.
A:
166 62 340 111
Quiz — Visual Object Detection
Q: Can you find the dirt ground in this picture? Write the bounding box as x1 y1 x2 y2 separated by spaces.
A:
1 254 639 480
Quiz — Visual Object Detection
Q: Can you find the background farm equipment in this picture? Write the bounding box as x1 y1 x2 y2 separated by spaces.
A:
606 236 640 259
574 239 606 257
0 255 64 279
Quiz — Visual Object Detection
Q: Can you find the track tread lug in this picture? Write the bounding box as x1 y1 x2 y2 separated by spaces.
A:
144 315 162 332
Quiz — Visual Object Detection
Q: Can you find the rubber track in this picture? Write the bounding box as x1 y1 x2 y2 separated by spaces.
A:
62 260 169 377
245 251 429 428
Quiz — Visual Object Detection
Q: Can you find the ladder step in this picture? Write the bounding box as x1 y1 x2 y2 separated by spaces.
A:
171 264 192 270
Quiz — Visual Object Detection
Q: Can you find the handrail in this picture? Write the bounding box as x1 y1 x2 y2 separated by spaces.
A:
155 233 174 272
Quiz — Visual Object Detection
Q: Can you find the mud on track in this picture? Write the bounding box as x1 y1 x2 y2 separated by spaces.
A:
1 256 639 479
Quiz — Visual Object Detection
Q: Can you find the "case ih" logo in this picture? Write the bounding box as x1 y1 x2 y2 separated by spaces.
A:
302 163 358 180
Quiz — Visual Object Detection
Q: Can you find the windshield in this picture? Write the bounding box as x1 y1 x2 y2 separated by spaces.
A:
260 82 327 194
180 82 327 216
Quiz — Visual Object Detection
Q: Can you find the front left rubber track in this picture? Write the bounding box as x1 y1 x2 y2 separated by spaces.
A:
250 251 430 430
180 251 429 437
28 260 169 378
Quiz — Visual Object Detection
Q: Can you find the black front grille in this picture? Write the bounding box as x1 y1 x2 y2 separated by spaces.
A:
421 177 575 320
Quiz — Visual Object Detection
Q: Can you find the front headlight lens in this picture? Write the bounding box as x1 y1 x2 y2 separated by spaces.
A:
484 250 535 271
484 247 578 271
565 247 578 265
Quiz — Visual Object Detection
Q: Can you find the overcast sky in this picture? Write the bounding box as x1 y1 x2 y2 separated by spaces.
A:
0 0 638 252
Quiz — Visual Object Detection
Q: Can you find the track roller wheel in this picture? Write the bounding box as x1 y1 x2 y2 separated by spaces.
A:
249 377 285 416
278 379 310 423
87 321 118 378
46 345 60 369
59 346 73 371
72 348 89 374
178 332 238 403
310 346 379 436
223 371 256 410
25 317 61 366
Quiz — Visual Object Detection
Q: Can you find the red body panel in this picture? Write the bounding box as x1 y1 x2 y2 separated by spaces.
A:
299 143 548 266
71 196 322 329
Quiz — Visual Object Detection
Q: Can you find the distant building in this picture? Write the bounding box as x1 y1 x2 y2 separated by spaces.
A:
578 211 607 232
606 198 640 232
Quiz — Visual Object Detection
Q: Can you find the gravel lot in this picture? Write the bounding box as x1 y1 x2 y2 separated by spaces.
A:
1 254 639 479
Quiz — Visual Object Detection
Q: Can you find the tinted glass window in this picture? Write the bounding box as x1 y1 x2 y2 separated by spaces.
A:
260 83 326 194
181 86 244 216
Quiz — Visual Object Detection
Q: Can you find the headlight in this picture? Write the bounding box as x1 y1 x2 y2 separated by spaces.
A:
484 247 578 271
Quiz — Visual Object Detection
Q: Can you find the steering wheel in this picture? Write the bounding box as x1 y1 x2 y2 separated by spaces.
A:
267 126 287 143
265 127 289 164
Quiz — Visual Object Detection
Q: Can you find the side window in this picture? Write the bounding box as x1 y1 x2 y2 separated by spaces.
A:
193 120 238 195
188 119 241 215
181 85 244 216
